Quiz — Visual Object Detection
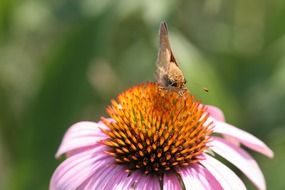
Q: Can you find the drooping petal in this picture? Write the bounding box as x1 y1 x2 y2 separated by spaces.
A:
56 121 108 158
50 145 112 190
111 170 144 190
110 169 139 190
205 106 240 145
223 135 240 146
163 173 183 190
210 117 274 158
206 105 225 122
179 164 222 190
77 165 120 190
210 137 266 190
134 173 160 190
78 165 131 190
200 154 246 190
81 168 161 190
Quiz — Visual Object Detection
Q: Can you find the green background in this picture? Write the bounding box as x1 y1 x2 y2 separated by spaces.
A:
0 0 284 189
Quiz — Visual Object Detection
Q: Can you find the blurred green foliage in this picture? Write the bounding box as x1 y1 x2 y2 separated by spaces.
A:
0 0 285 189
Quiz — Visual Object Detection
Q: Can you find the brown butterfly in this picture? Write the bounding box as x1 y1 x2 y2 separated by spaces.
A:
155 22 187 95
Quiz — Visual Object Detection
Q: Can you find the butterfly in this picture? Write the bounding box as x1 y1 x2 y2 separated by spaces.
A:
155 21 187 95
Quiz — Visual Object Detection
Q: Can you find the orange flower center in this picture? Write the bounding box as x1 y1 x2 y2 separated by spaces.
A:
101 82 212 175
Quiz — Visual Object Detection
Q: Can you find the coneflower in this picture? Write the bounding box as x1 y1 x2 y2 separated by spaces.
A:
50 22 273 190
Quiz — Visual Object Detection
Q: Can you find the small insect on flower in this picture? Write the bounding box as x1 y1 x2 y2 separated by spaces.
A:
156 22 187 95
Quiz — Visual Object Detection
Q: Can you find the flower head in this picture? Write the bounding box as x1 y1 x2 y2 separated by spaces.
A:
50 82 273 190
101 83 212 175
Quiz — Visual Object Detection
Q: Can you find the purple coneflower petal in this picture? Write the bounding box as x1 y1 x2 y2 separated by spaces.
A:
206 105 240 145
112 170 158 190
110 170 140 190
210 137 266 190
179 164 222 190
50 145 111 190
134 173 160 190
163 173 182 190
222 135 240 146
79 165 131 190
56 121 108 158
200 154 247 190
81 166 161 190
206 105 225 122
211 118 274 158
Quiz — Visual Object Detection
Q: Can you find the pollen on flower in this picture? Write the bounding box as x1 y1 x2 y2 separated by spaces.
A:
101 82 213 175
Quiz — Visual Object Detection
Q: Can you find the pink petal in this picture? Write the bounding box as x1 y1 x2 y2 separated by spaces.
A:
163 173 183 190
78 165 131 190
109 169 139 190
108 171 161 190
80 168 160 190
200 154 246 190
205 106 240 145
210 137 266 190
223 135 240 146
205 105 225 122
210 117 274 158
134 173 160 190
179 164 222 190
56 121 108 158
50 145 112 190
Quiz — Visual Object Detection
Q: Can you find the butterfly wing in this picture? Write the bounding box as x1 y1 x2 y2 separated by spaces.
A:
156 22 186 89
